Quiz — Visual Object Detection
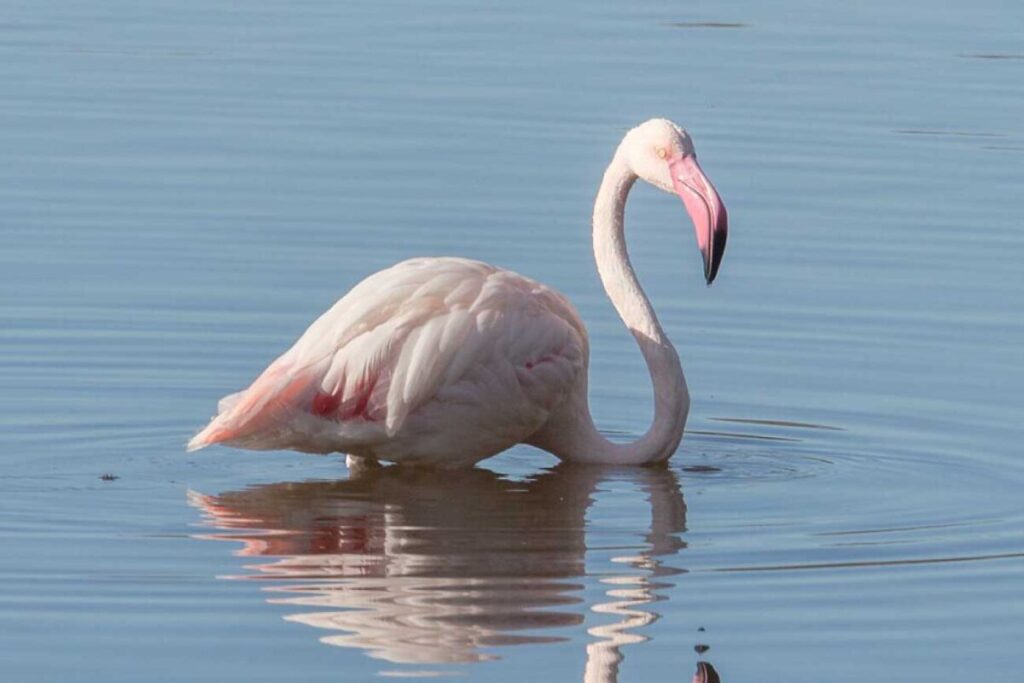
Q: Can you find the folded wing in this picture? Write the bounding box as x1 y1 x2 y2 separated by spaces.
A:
188 257 586 454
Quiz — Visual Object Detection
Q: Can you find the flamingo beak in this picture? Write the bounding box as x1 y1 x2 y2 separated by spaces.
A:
668 154 728 284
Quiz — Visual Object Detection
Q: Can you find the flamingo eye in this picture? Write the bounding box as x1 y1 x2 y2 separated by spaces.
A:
656 147 668 160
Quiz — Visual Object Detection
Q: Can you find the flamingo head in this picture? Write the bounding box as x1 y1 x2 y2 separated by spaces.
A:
620 118 728 284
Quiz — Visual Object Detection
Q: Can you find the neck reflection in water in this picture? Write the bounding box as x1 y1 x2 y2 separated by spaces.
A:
190 464 709 681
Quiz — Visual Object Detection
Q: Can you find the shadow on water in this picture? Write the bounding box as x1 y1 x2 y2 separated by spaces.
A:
190 464 716 681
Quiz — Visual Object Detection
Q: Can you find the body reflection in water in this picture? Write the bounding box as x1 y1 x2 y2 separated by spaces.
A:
190 464 710 681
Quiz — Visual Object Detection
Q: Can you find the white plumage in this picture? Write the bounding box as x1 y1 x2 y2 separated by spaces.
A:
189 119 727 467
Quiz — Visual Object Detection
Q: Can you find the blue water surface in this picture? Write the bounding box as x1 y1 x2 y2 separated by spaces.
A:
2 1 1023 681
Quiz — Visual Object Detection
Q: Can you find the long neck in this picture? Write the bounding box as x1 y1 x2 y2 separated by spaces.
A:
557 153 690 465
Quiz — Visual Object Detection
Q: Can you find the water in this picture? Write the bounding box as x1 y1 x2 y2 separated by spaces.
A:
2 0 1023 680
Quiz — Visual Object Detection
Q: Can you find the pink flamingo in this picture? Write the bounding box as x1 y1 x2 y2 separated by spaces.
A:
188 119 727 467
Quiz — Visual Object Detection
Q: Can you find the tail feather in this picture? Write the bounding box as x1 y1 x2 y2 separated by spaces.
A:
186 420 236 452
187 359 318 452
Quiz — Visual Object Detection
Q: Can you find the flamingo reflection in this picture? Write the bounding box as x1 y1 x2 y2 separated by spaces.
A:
190 464 696 681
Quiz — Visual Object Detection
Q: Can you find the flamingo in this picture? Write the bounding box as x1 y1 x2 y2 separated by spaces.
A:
188 118 728 467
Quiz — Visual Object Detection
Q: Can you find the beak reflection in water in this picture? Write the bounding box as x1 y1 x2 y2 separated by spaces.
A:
189 464 711 681
694 660 722 683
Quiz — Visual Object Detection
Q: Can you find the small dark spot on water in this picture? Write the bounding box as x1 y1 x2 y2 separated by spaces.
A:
684 465 722 473
664 21 747 29
99 473 119 481
698 626 705 632
695 643 710 654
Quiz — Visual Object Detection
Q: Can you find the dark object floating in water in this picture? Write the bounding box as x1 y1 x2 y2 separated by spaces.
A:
695 643 710 654
959 53 1024 60
684 465 722 473
99 473 119 481
698 626 706 632
665 21 747 29
693 661 722 683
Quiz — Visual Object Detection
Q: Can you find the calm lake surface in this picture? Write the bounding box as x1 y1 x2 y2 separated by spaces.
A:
2 1 1023 680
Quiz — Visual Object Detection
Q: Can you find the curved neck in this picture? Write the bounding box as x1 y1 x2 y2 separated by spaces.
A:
568 153 689 465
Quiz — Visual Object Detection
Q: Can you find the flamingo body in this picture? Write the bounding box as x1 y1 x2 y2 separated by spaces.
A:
190 119 728 467
189 257 588 466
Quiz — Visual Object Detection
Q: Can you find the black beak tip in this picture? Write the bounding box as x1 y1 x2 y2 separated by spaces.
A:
703 224 728 286
703 258 717 285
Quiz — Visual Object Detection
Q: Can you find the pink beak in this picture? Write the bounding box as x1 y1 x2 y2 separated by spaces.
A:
668 154 728 284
